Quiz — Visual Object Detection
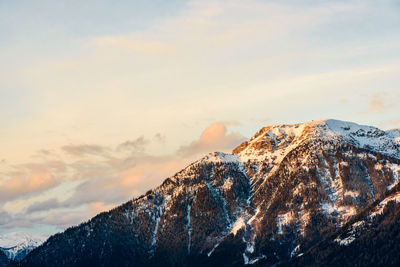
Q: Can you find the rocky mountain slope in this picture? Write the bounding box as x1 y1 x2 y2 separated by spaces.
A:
18 119 400 266
287 182 400 266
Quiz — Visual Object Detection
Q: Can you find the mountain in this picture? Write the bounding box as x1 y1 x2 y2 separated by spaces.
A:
19 119 400 266
0 251 8 267
0 232 46 262
287 182 400 266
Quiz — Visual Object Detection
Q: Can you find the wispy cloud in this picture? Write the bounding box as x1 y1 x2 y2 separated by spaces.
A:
361 93 391 115
62 144 109 157
26 198 61 214
116 136 149 153
367 93 387 114
1 0 400 236
0 122 245 234
0 171 58 202
379 119 400 130
153 133 166 144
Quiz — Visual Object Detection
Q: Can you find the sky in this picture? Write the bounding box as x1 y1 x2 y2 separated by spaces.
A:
0 0 399 236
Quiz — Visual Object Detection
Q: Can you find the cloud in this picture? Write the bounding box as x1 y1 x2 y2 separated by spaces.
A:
116 136 149 153
379 119 400 130
0 171 58 202
89 202 114 215
21 160 67 174
92 36 173 54
37 149 53 156
40 211 90 229
0 210 13 226
12 0 395 235
0 160 68 206
0 119 252 236
362 93 389 114
368 94 386 113
63 176 133 207
61 155 189 208
0 119 255 232
33 202 114 230
178 122 245 156
26 198 61 214
153 133 166 144
62 144 108 157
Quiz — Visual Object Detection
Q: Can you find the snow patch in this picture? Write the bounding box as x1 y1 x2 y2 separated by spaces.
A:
320 202 336 214
246 255 267 265
276 211 294 234
337 206 357 221
290 244 300 258
187 203 191 255
231 217 245 236
325 119 400 159
202 152 242 164
298 210 311 236
334 235 355 246
387 164 400 190
339 161 348 167
344 190 359 199
370 191 400 218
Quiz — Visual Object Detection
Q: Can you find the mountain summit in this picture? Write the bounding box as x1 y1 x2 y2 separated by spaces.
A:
0 232 45 262
18 119 400 266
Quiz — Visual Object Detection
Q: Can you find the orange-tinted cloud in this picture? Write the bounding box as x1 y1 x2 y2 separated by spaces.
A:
118 159 186 189
89 202 114 215
363 93 389 114
0 172 57 201
178 122 245 156
379 119 400 130
119 168 144 187
40 211 90 229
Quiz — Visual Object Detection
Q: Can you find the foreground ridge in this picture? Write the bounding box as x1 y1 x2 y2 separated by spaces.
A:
18 119 400 267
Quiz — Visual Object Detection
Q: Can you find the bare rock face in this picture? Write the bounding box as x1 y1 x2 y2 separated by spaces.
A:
20 119 400 266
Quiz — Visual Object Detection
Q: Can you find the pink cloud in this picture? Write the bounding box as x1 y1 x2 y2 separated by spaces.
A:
89 202 115 215
178 122 245 156
362 93 390 114
379 119 400 130
0 171 57 201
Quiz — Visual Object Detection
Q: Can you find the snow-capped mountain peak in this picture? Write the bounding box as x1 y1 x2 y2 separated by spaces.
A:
17 119 400 266
234 119 400 162
0 232 46 261
323 119 400 158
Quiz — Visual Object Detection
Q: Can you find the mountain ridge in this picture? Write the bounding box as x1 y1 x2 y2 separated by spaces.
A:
16 119 400 266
